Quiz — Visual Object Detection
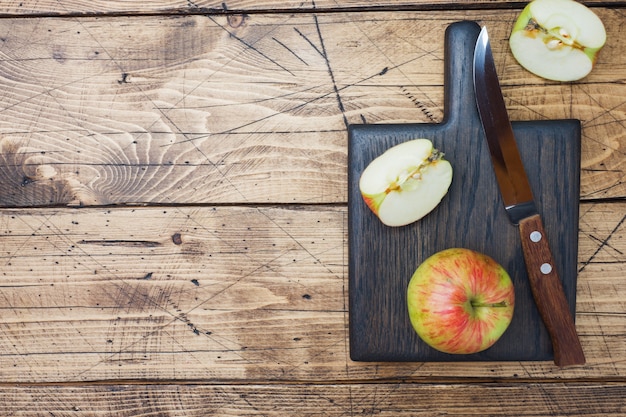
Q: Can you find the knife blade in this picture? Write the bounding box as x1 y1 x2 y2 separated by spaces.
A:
473 26 585 367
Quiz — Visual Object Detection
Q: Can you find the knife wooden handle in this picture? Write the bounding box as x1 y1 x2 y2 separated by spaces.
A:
519 214 585 367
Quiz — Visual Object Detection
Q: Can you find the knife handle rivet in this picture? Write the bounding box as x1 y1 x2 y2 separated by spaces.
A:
530 231 542 243
540 263 553 275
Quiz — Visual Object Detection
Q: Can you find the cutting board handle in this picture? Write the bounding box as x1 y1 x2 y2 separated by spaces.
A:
442 21 482 127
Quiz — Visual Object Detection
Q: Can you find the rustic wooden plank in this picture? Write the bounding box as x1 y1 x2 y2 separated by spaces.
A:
0 383 624 416
0 202 623 382
0 0 616 16
0 10 623 206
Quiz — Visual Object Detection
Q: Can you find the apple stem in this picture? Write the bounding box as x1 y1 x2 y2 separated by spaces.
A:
428 148 445 162
471 301 509 308
524 18 543 33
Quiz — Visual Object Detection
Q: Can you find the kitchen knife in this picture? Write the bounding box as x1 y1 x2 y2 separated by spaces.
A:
473 26 585 366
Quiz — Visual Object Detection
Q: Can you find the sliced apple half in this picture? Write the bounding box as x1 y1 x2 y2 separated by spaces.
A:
509 0 606 81
359 138 453 227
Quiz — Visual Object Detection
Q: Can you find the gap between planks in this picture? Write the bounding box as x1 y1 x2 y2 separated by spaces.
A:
1 376 625 387
0 2 568 20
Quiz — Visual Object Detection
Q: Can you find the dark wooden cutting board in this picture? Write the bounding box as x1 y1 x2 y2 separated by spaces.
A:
348 21 581 362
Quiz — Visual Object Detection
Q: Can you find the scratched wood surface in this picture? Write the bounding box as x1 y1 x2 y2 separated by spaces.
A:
0 383 624 416
0 10 624 206
0 2 624 416
0 0 618 15
1 202 624 382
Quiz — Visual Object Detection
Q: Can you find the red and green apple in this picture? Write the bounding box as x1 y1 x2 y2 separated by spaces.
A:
407 248 515 355
359 139 453 227
509 0 606 81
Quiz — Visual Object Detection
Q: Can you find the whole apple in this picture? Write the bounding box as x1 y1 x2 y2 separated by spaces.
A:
509 0 606 81
359 139 453 227
407 248 515 354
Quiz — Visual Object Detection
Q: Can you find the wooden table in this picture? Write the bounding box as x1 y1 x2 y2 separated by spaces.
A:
0 1 624 415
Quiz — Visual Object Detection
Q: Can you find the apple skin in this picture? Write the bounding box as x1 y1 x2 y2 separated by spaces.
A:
509 0 606 81
359 139 453 227
407 248 515 355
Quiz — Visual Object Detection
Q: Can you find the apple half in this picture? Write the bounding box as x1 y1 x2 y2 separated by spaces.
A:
407 248 515 355
359 139 453 227
509 0 606 81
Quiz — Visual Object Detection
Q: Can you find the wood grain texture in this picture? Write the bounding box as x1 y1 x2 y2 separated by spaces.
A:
0 202 623 382
519 214 585 366
0 383 624 416
0 4 624 416
0 10 623 206
0 0 618 16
